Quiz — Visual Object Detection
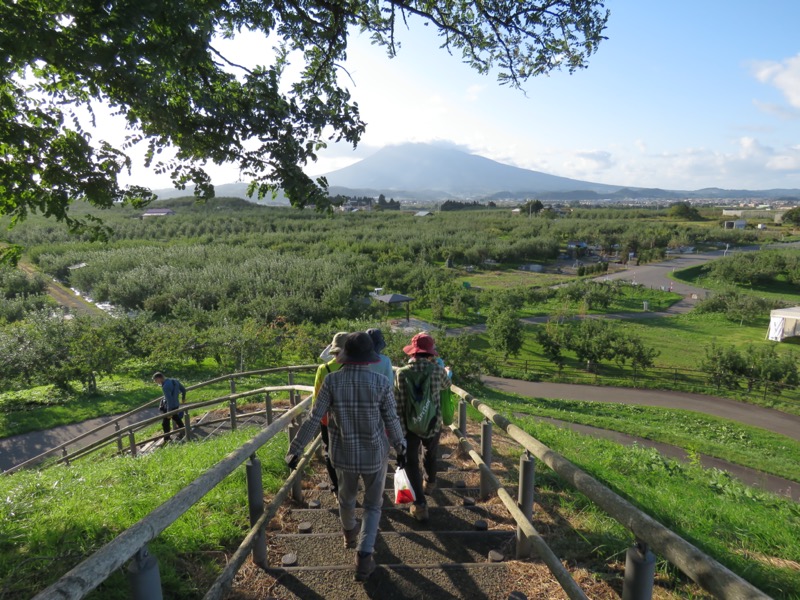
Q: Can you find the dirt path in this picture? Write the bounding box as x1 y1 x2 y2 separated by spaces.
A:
483 376 800 442
18 261 103 316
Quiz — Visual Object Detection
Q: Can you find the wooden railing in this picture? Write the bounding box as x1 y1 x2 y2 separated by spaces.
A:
4 364 316 475
449 384 772 600
32 387 316 600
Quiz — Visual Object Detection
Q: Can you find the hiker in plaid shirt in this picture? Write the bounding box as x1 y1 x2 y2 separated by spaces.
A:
394 333 450 522
286 332 406 582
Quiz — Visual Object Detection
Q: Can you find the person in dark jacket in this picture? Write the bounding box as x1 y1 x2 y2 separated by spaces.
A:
153 372 186 442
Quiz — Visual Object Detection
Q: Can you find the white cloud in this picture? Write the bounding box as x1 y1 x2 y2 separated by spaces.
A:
751 54 800 109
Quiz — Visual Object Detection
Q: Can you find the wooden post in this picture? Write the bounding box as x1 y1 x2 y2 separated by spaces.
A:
288 371 296 406
246 455 267 566
265 393 273 425
622 540 655 600
480 419 493 499
458 399 467 435
229 399 237 431
516 452 535 558
62 446 70 467
229 378 236 394
115 422 123 454
184 411 193 441
127 545 162 600
128 431 137 457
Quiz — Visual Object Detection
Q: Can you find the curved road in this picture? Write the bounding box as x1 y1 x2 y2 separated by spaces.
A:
483 376 800 442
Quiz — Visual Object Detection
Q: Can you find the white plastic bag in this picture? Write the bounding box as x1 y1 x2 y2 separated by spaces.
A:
394 467 416 504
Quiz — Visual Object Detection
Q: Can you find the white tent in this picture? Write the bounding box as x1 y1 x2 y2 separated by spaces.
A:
767 307 800 341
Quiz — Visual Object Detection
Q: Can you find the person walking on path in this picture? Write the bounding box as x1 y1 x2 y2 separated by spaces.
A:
394 333 450 522
313 331 348 498
286 332 407 581
153 372 186 442
366 328 393 382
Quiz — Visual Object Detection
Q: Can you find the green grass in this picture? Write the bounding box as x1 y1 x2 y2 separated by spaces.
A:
0 427 289 599
672 264 800 304
461 269 574 290
474 388 800 598
471 312 800 414
0 363 315 439
522 286 682 318
475 385 800 483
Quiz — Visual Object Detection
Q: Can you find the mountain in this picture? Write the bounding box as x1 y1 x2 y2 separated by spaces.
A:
151 143 800 203
323 143 621 199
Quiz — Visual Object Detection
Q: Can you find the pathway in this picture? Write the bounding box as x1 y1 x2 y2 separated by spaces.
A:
482 376 800 442
522 414 798 502
0 408 160 472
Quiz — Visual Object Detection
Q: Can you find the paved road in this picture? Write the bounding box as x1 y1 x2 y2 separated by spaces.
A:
526 414 798 501
0 407 160 472
483 376 800 442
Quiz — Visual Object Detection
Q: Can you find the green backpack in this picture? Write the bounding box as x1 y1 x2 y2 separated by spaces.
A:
402 363 438 437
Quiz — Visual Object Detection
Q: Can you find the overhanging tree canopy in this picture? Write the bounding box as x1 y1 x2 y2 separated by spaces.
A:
0 0 608 249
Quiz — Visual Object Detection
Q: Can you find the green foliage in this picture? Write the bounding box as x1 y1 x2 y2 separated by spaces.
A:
487 308 523 358
695 288 780 325
0 427 288 598
701 341 747 390
667 201 702 221
0 0 608 239
535 318 659 373
782 206 800 226
703 249 800 287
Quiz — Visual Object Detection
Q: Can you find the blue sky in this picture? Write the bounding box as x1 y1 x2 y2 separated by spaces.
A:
122 1 800 191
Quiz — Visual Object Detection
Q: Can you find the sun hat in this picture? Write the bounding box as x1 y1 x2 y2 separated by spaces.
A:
366 328 386 353
320 331 349 360
403 333 438 356
337 332 381 364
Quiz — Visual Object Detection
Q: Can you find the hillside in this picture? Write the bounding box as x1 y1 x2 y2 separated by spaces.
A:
323 142 621 198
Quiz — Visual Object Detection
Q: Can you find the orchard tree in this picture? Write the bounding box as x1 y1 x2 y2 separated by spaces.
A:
487 308 523 359
0 1 608 261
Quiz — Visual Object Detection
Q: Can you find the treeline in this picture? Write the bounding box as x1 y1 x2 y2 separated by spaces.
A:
440 200 496 211
702 250 800 287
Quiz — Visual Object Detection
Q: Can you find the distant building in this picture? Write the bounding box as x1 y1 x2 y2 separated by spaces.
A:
142 208 176 217
518 264 543 272
723 220 746 230
414 211 433 217
511 208 522 215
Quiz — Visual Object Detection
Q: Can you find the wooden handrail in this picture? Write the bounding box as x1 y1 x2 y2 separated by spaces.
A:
4 365 316 474
32 396 311 600
55 386 313 467
449 423 589 600
449 384 771 600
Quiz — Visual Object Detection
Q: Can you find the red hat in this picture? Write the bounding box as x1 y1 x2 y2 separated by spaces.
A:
403 333 438 356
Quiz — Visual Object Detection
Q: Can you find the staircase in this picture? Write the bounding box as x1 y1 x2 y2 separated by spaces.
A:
226 429 576 600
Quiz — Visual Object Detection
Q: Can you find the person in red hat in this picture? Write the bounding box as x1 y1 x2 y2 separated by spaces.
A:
394 332 451 522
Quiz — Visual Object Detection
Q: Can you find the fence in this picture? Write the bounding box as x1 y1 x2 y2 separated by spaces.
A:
496 356 800 410
449 384 772 600
32 384 316 600
4 364 316 475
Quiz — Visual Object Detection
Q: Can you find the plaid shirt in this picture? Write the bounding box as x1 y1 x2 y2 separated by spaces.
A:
394 359 450 437
290 364 405 474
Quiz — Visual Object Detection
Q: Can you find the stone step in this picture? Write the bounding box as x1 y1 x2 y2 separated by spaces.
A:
281 505 516 535
269 530 515 568
239 563 527 600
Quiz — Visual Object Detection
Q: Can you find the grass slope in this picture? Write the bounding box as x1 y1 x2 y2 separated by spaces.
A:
476 391 800 598
0 427 287 599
